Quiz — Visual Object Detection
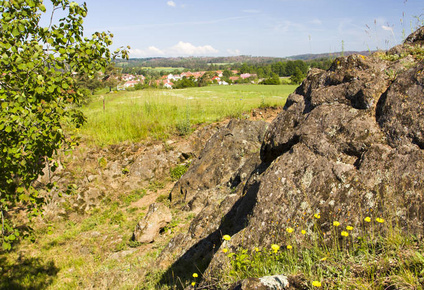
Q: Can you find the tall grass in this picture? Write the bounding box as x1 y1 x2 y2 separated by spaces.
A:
214 214 424 289
80 85 296 146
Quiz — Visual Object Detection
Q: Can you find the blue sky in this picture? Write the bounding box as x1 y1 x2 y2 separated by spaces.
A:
66 0 423 58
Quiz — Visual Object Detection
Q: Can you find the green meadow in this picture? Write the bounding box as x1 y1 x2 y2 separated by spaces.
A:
80 84 297 146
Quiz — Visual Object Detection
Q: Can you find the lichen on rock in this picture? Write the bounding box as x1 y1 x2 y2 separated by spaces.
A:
156 27 424 288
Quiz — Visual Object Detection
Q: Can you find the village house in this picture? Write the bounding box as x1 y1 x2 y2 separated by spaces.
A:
240 73 257 79
167 74 181 81
122 74 136 81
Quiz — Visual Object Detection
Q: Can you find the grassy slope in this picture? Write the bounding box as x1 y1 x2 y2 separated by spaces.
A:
0 84 295 289
80 85 296 146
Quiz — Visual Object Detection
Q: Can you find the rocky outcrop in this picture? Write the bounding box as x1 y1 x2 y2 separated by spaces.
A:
36 122 220 218
157 119 269 281
170 119 268 211
157 27 424 287
132 203 172 243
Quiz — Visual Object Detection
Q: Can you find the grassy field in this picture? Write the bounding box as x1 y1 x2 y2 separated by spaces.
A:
80 84 297 146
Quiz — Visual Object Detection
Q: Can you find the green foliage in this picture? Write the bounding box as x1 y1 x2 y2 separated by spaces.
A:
170 164 189 181
173 77 197 89
0 0 128 249
259 73 281 85
290 67 306 84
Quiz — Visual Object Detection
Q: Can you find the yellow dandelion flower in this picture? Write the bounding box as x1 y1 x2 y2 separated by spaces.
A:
333 221 340 227
223 235 231 241
191 282 196 286
346 226 353 231
222 248 228 253
314 213 321 219
301 230 306 235
192 273 198 278
364 217 371 222
320 257 327 261
286 227 294 233
341 231 349 237
376 217 385 223
287 245 292 250
271 244 280 253
312 281 322 287
255 247 260 252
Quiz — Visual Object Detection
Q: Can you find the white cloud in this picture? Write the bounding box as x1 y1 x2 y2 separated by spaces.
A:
381 25 393 32
227 49 241 55
130 46 165 57
130 42 219 57
169 41 219 55
167 1 176 7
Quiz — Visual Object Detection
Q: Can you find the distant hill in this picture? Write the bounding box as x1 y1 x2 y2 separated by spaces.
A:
115 51 373 71
286 50 374 60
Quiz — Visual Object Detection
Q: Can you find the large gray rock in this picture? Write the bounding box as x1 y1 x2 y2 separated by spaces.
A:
170 118 269 211
157 119 269 282
157 27 424 287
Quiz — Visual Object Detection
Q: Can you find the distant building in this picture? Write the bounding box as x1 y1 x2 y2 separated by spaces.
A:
240 73 257 79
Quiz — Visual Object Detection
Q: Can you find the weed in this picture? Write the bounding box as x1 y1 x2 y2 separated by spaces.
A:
170 164 189 181
148 180 165 192
214 214 424 289
109 211 126 226
119 189 147 205
128 240 143 248
98 157 107 169
156 194 170 206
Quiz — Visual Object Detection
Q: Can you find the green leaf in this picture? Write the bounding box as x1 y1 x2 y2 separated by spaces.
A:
2 242 11 251
5 126 12 133
12 28 20 37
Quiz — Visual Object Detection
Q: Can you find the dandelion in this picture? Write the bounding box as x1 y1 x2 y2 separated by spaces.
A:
314 213 321 219
376 217 385 223
191 282 196 286
223 235 231 241
192 273 198 278
320 257 327 261
346 226 354 231
301 230 306 235
287 245 293 250
255 247 260 252
271 244 280 253
312 281 322 287
286 227 294 233
341 231 349 237
364 217 371 222
333 221 340 227
222 248 228 253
